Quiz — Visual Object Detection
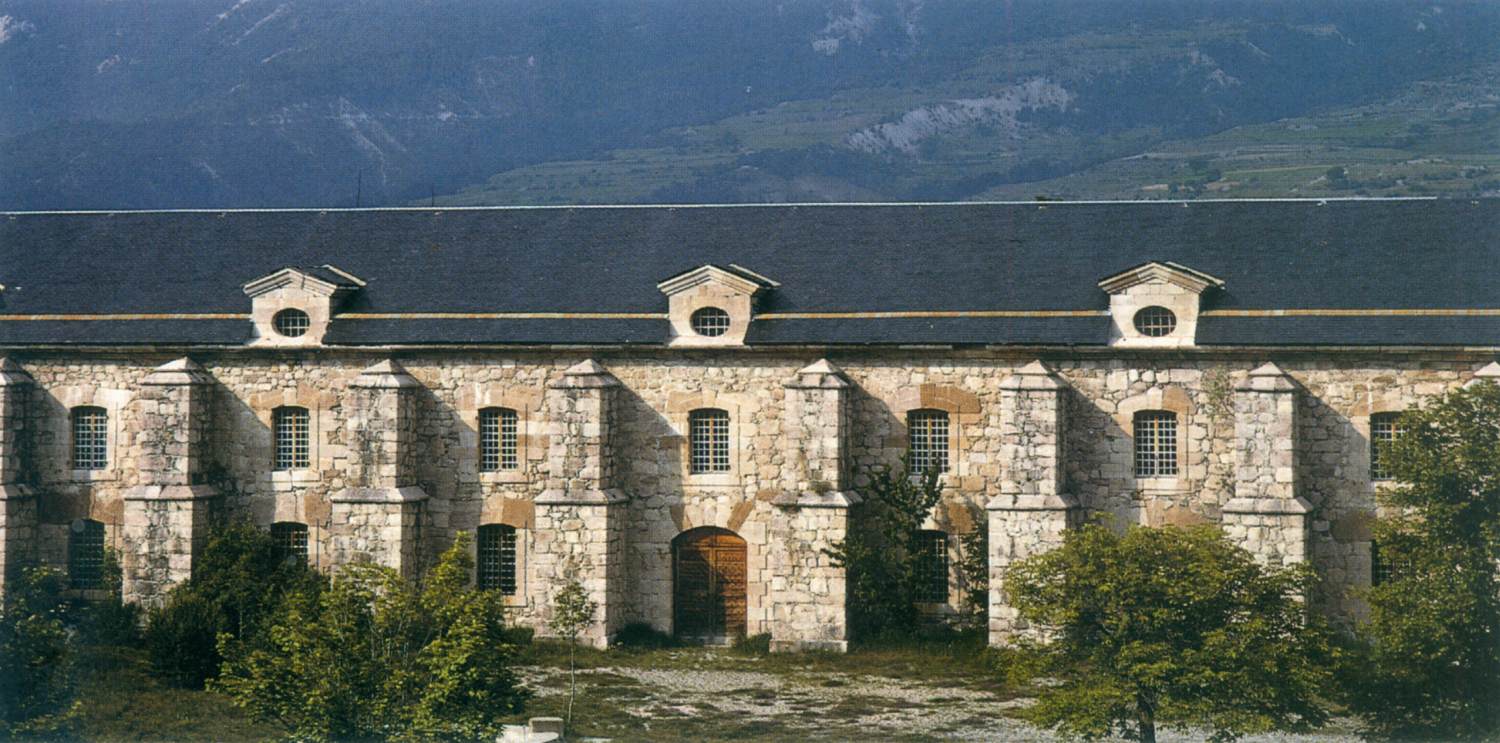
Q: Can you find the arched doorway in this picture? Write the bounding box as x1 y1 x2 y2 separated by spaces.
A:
672 526 747 643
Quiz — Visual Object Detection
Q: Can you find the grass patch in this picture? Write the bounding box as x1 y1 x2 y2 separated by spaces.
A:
73 645 283 742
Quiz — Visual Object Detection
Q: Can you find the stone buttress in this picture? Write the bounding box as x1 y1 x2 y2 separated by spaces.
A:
1222 362 1311 570
988 360 1081 645
770 359 859 653
122 358 218 608
331 359 428 576
0 358 35 602
530 360 627 648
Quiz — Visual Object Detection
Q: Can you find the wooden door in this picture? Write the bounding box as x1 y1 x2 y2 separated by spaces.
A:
673 527 747 642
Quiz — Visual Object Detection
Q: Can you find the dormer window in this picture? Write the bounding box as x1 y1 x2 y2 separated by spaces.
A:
1133 306 1176 337
690 307 732 337
273 309 311 338
657 264 777 347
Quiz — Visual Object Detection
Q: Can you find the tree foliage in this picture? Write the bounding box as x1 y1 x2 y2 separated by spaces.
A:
213 534 527 742
548 558 598 733
145 521 318 688
1356 382 1500 738
0 567 79 740
1005 523 1334 743
825 460 943 640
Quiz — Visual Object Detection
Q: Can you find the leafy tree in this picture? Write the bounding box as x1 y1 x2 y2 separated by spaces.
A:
145 521 317 688
0 567 79 740
1005 523 1334 743
214 534 527 742
1356 382 1500 738
548 557 598 734
957 527 989 627
825 459 943 640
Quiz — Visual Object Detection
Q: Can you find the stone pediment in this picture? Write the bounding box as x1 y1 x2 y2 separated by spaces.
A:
242 264 365 300
1097 261 1225 295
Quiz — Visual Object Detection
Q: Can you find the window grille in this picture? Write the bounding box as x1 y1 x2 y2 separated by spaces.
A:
271 522 309 565
477 524 518 595
71 406 109 470
479 408 519 471
907 409 950 475
1370 412 1405 481
68 519 106 590
272 309 311 337
1371 540 1411 586
914 530 949 603
690 307 732 337
1134 411 1179 477
1133 306 1177 337
273 406 311 470
689 409 731 474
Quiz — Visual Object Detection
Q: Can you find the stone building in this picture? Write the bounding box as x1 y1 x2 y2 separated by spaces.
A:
1 199 1496 650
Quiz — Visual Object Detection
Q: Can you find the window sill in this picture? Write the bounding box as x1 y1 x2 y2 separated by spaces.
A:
270 470 319 487
1134 477 1183 495
685 473 739 488
480 470 529 485
70 469 116 483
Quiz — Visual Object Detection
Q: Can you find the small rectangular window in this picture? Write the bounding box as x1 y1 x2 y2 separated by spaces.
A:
907 410 951 475
914 530 949 603
477 525 518 595
1370 413 1405 481
273 407 310 470
689 409 731 474
479 408 519 472
1134 411 1179 478
271 522 309 565
71 406 109 470
68 520 106 590
1371 540 1411 586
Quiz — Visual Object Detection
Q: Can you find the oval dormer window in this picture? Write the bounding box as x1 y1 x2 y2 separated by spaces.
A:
1133 306 1177 337
273 309 312 338
690 307 732 337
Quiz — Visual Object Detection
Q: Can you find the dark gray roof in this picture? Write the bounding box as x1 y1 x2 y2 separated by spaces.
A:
1 199 1497 348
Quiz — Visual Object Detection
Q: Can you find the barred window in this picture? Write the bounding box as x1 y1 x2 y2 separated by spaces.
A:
273 406 310 470
271 522 309 565
477 524 518 595
690 307 732 337
68 519 106 590
1371 539 1411 586
272 309 311 337
914 530 949 604
71 406 109 470
689 409 731 474
1133 306 1177 337
1370 412 1405 481
479 408 519 472
907 409 950 475
1134 410 1179 477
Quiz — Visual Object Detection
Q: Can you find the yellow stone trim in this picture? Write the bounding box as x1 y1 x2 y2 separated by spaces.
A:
1201 309 1500 317
338 312 666 320
756 310 1107 319
0 313 246 321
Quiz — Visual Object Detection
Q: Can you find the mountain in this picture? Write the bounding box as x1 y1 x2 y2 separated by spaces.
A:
0 0 1496 209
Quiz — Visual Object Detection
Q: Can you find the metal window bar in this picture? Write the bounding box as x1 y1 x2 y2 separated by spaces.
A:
477 525 518 595
72 406 109 470
690 308 732 337
914 530 949 603
273 407 310 470
271 522 309 565
1370 414 1405 481
1134 411 1179 477
479 408 519 471
273 309 311 337
1371 540 1412 586
69 520 106 590
908 410 950 475
689 409 731 474
1134 306 1177 337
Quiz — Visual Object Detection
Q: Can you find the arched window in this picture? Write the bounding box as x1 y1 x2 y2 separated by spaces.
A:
907 409 950 475
1370 412 1406 481
68 519 106 590
479 407 519 472
477 524 518 595
1133 410 1178 477
272 406 310 470
914 529 949 604
71 406 109 470
688 408 731 474
271 522 309 565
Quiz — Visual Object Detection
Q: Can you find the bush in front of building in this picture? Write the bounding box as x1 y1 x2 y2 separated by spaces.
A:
1003 522 1335 743
0 566 80 740
213 533 528 742
1353 383 1500 739
144 521 317 689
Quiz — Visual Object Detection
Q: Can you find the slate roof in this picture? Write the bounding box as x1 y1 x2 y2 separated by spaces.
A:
1 199 1497 348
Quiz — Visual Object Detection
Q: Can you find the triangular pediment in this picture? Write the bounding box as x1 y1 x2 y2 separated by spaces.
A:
657 264 776 298
1098 261 1225 295
243 264 365 300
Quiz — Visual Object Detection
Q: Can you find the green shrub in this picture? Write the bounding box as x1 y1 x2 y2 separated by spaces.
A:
71 548 140 647
0 566 80 740
144 521 317 689
214 533 528 741
731 633 772 656
614 622 676 649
